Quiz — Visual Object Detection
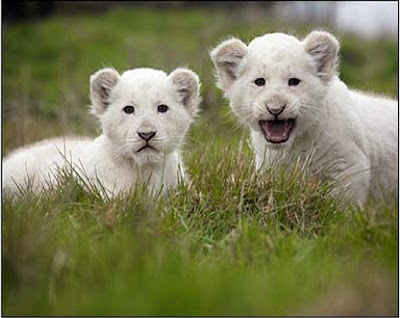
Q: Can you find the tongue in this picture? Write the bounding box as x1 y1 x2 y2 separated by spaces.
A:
261 119 293 143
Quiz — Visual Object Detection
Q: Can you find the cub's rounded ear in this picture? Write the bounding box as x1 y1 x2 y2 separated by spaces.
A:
303 31 340 82
90 68 120 116
169 68 201 117
210 38 247 92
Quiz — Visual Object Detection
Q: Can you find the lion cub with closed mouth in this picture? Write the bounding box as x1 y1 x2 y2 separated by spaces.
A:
3 67 201 197
211 30 398 205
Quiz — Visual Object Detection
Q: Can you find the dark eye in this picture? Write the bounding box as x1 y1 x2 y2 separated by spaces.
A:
123 106 135 114
288 78 301 86
254 78 265 86
158 105 169 113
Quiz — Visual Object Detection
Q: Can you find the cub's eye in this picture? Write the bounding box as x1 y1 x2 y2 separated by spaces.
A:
157 105 169 113
123 106 135 114
254 78 266 86
288 78 301 86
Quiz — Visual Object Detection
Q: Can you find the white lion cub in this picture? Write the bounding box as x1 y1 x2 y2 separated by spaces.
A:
211 30 398 205
2 67 201 197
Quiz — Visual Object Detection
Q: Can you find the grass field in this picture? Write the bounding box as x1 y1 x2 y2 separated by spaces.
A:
2 6 398 316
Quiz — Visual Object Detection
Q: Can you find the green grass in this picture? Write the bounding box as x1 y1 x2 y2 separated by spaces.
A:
2 144 398 316
2 6 398 316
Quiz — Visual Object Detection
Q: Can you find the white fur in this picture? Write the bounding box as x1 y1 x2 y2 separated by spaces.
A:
2 67 201 197
211 31 398 205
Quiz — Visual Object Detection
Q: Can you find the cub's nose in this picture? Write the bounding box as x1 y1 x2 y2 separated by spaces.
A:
266 104 286 116
137 131 156 141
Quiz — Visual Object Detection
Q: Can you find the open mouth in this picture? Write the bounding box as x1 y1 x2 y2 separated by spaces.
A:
137 144 157 153
259 119 295 143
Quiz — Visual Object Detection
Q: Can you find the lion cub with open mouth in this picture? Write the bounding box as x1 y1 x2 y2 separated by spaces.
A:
3 67 201 197
211 30 398 205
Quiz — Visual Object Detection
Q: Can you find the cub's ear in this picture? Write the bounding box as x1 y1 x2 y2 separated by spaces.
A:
169 68 201 117
90 68 120 115
210 38 247 92
303 31 339 82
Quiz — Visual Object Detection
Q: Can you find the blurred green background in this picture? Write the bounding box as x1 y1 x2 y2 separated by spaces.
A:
2 1 398 155
2 1 398 316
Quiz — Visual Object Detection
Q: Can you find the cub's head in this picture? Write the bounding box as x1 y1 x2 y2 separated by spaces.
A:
90 67 201 165
210 30 339 149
